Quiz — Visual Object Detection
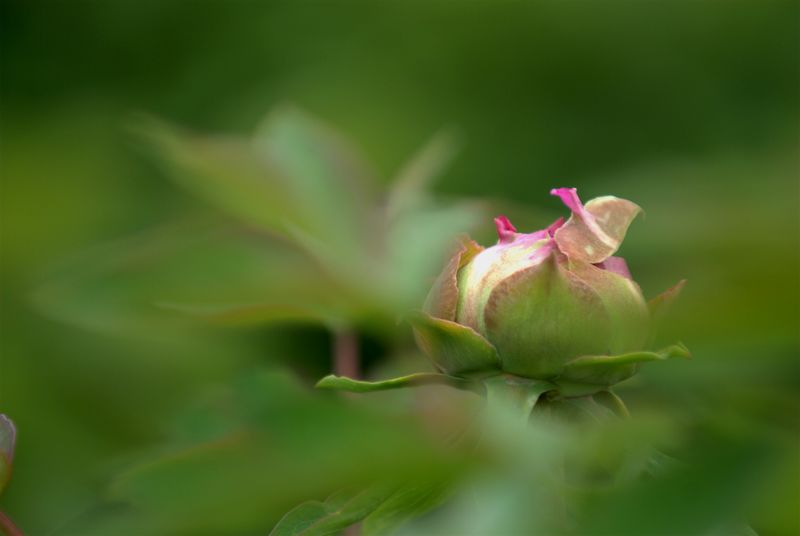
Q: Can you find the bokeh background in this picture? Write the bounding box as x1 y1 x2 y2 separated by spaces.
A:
1 1 798 535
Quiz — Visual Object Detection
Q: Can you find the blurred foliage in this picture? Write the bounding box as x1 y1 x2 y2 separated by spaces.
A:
32 106 482 337
1 1 798 535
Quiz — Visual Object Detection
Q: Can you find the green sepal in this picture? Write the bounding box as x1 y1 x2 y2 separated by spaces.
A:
408 311 500 375
483 375 556 422
647 280 686 344
316 372 480 394
560 343 690 386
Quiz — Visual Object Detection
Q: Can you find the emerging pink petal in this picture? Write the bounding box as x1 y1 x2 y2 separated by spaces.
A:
546 217 565 237
0 414 15 464
494 215 518 244
550 187 583 213
595 256 632 279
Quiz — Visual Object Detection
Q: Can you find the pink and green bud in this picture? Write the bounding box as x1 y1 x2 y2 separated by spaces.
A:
0 415 16 495
412 188 687 390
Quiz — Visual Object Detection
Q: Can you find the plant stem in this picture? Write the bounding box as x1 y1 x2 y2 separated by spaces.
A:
0 511 23 536
333 328 360 379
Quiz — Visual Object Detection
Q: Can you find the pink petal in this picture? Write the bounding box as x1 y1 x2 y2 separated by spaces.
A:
0 414 15 464
550 187 641 264
494 215 518 244
595 256 632 279
550 187 583 213
546 217 565 237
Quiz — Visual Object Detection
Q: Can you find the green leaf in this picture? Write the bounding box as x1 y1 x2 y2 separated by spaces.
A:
273 479 454 536
251 106 378 272
134 116 303 238
407 311 500 375
386 128 460 219
270 484 398 536
560 343 690 386
106 371 463 535
269 501 332 536
316 372 479 394
362 480 453 536
384 203 484 313
136 107 377 268
32 220 360 334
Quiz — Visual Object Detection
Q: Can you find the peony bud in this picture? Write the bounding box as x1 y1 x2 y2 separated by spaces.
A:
0 414 16 495
412 188 687 392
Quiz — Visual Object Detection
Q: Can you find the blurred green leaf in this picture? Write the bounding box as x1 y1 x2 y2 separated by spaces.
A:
576 429 780 536
252 106 377 251
362 479 452 536
271 484 397 536
135 117 302 238
94 370 465 534
386 129 460 219
32 219 358 333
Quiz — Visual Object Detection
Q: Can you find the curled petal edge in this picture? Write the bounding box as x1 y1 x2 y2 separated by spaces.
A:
550 188 642 264
423 236 484 321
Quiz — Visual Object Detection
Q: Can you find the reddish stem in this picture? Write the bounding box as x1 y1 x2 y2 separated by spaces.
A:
0 511 23 536
333 329 360 379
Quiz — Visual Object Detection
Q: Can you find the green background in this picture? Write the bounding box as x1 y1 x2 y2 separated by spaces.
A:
1 1 798 534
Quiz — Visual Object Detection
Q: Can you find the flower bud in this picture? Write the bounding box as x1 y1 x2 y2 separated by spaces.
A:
0 414 16 495
412 188 687 391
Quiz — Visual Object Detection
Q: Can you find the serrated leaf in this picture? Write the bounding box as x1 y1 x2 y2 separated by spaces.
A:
316 373 478 394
